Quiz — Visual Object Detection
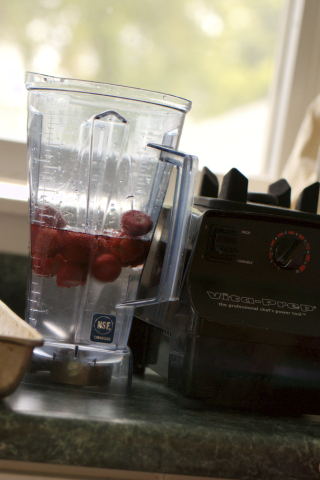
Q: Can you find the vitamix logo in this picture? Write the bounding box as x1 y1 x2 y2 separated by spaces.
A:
207 291 316 315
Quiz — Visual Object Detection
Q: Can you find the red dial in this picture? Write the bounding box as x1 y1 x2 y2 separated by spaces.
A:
269 231 310 272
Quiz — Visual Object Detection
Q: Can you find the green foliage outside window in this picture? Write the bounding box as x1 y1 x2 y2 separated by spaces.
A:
0 0 285 120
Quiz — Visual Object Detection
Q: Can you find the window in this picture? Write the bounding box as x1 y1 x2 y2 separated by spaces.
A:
0 0 285 176
0 0 320 255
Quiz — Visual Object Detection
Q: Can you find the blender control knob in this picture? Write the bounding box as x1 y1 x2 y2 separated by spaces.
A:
273 236 306 270
219 168 248 203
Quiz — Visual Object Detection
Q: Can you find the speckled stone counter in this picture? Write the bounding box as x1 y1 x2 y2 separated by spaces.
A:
1 254 320 479
0 369 320 480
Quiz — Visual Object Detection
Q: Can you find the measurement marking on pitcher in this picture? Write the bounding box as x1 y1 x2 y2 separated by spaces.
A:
45 112 75 118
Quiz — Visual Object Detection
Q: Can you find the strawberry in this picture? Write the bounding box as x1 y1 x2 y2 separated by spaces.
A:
107 236 144 266
95 236 110 257
60 230 95 265
35 205 67 228
120 210 153 237
129 240 151 267
91 254 122 283
31 224 40 257
56 262 88 288
33 227 62 258
33 254 63 278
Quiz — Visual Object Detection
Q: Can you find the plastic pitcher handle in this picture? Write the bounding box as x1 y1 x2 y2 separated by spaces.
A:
118 143 198 307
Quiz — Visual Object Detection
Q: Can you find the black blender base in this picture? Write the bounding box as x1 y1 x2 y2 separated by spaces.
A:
129 316 320 414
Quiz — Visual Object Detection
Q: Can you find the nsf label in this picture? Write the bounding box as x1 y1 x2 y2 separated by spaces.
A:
90 314 116 344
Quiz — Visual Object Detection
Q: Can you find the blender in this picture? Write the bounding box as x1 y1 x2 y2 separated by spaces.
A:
25 72 198 393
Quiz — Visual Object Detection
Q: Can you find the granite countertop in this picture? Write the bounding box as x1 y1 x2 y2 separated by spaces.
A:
0 369 320 480
1 254 320 479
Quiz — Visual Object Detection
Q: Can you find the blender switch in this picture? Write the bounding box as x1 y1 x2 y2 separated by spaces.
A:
212 228 238 256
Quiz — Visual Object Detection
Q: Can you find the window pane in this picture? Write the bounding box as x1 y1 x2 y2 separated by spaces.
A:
0 0 285 175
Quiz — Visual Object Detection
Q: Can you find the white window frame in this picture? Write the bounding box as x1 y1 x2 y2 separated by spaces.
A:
265 0 320 179
0 140 28 255
1 0 320 255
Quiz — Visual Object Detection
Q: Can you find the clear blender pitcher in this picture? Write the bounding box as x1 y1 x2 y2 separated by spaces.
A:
25 72 198 393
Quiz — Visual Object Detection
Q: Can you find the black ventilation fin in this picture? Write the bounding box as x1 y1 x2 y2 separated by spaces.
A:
295 182 320 214
268 179 291 208
219 168 248 203
198 167 219 198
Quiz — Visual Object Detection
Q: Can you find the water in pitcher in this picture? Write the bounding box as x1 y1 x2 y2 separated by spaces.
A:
28 209 151 351
25 74 197 390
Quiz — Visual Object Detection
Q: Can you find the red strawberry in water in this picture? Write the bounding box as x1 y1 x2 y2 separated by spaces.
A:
33 254 63 278
95 236 110 257
129 240 151 267
91 254 122 283
31 224 40 253
33 227 62 258
56 262 88 288
107 236 144 266
120 210 153 237
35 205 67 228
60 230 94 265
